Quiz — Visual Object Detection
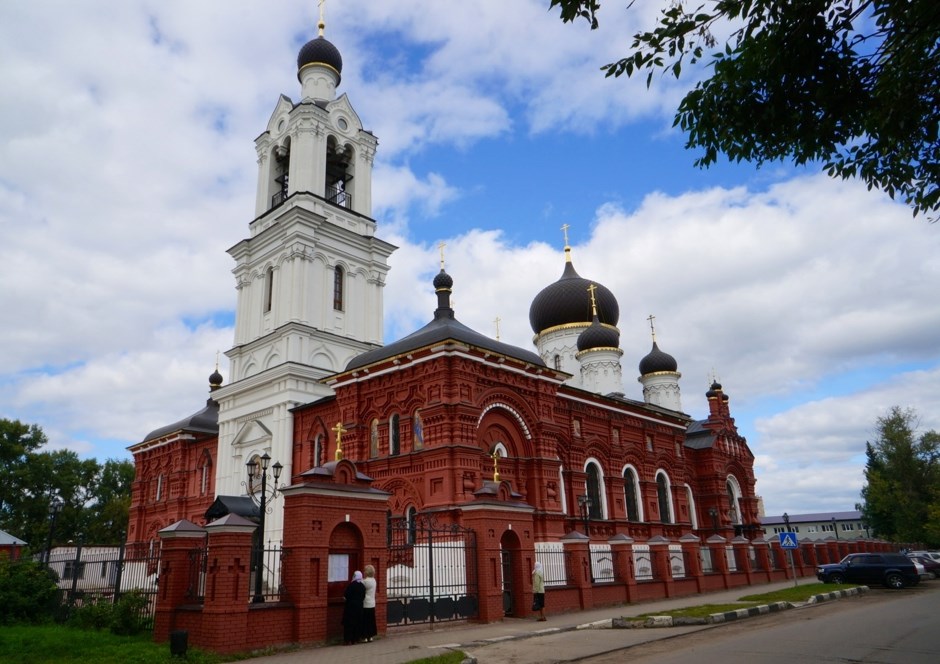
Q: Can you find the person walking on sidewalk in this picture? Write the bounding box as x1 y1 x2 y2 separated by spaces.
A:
361 564 378 642
532 561 546 621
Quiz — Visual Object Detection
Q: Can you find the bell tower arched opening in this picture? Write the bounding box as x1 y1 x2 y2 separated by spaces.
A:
326 137 353 208
268 138 291 209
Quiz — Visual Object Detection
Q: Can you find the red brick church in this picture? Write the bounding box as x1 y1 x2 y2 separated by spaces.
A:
125 15 773 651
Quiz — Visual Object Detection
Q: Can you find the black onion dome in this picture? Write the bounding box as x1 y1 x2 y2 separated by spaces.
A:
705 380 722 399
209 368 223 388
297 36 343 83
433 268 453 290
638 341 678 375
577 315 620 352
529 260 619 334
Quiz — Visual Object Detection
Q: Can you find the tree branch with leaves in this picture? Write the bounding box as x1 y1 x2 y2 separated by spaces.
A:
550 0 940 220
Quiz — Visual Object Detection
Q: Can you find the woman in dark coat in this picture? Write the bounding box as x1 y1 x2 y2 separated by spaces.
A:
342 570 366 644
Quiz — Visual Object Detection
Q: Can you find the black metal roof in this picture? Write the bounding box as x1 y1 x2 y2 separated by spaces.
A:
346 269 545 371
684 419 715 449
205 495 260 523
141 398 219 442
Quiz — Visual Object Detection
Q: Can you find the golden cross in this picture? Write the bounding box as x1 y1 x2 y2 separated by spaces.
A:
586 283 597 314
215 350 220 371
560 223 570 247
332 421 347 461
647 314 657 341
494 316 501 340
438 240 446 270
491 449 501 483
318 0 326 36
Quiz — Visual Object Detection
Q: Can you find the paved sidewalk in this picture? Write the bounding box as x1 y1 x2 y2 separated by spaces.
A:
248 578 820 664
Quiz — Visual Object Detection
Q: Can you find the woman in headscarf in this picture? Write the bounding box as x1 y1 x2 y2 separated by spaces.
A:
532 561 546 621
342 570 366 644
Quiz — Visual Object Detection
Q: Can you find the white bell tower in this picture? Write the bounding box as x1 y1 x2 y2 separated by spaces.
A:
211 15 395 547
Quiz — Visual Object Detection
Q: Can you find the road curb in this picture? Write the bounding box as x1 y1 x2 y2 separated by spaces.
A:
457 586 870 650
804 585 868 604
705 601 791 624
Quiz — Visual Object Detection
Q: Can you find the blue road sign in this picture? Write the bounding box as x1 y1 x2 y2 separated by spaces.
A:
778 532 799 549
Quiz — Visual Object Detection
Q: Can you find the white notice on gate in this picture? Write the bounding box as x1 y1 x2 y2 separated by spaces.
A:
328 554 349 582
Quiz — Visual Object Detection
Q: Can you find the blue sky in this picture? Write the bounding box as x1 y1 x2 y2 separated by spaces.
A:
2 0 939 518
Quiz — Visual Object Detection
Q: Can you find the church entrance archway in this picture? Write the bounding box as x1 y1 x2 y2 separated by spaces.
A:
500 529 523 617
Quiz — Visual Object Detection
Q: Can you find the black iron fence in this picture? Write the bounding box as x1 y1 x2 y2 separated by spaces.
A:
700 546 716 574
589 545 616 583
45 541 162 625
667 548 690 578
386 513 478 627
325 184 352 209
632 547 658 581
250 543 287 602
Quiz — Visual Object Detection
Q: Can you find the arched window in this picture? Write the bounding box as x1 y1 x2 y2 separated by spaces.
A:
553 354 562 371
585 461 604 519
333 265 344 311
412 409 424 450
406 506 417 545
246 454 262 496
370 419 379 458
684 484 698 529
656 471 673 524
389 414 400 456
558 461 568 515
313 434 322 468
726 476 743 525
263 266 274 313
623 466 640 522
155 474 164 502
199 454 212 496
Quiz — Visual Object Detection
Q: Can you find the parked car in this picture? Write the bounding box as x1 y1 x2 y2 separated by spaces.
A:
908 550 940 563
908 554 940 579
816 553 921 589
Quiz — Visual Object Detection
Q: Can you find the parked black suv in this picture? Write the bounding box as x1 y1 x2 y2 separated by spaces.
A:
816 553 921 589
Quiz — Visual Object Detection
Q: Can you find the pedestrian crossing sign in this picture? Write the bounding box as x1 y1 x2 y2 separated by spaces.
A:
778 532 799 549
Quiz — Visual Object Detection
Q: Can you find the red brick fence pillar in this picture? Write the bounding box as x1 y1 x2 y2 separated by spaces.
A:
155 520 207 643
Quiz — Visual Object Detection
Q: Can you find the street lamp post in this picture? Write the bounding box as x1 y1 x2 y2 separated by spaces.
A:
246 452 283 604
44 497 63 568
577 494 592 537
708 507 719 534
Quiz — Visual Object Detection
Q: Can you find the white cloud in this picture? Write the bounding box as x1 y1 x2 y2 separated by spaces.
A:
2 1 938 521
754 366 940 514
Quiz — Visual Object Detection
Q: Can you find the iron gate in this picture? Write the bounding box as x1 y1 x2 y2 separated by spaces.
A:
500 548 514 615
386 513 478 627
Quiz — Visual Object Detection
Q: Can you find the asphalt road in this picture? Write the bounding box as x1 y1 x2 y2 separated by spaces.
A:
576 585 940 664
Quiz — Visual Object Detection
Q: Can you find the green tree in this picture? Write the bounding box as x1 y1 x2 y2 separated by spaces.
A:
1 419 135 548
550 1 940 219
858 407 940 546
0 419 48 535
10 448 99 548
83 459 135 544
